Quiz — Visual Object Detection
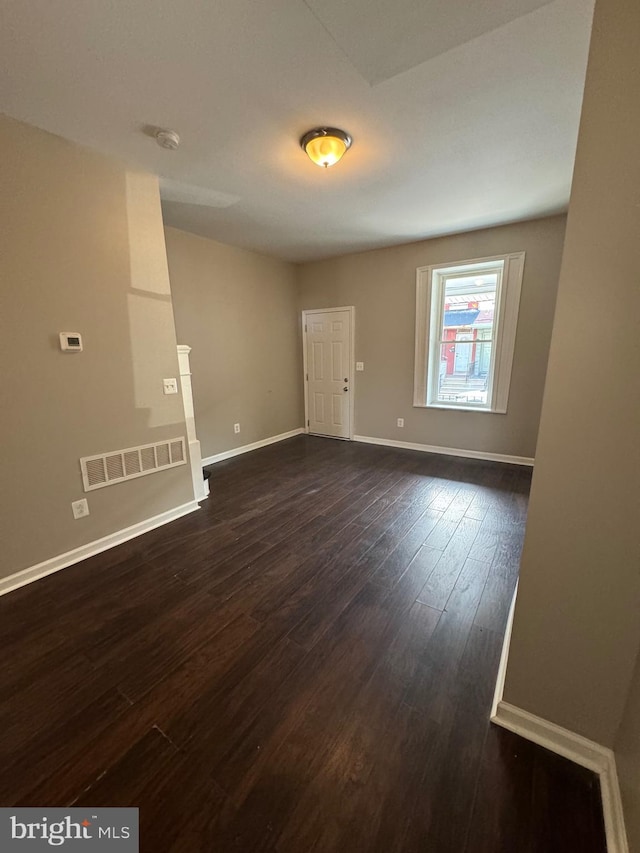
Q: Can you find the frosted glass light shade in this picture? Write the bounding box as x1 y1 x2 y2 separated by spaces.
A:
300 128 352 168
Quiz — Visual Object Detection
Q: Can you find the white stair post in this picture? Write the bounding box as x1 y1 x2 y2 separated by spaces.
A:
177 345 209 502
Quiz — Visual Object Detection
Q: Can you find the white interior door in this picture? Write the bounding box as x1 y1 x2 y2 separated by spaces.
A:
305 309 352 439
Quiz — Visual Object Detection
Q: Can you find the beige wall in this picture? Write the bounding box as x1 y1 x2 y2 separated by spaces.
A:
0 115 195 580
503 0 640 756
297 215 565 460
165 227 303 458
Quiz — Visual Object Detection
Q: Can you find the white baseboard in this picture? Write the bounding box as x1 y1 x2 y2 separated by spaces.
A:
0 500 201 598
491 582 519 719
492 700 612 773
202 428 305 466
353 434 534 467
491 602 628 852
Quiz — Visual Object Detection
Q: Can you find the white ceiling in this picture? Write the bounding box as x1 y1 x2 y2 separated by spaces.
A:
304 0 557 84
0 0 594 262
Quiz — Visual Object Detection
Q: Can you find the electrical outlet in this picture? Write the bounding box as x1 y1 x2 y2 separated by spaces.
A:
234 423 240 434
71 499 89 519
397 418 404 428
163 378 178 395
356 362 364 371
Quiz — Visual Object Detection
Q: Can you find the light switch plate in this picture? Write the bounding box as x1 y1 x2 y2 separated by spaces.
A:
163 378 179 395
356 362 364 371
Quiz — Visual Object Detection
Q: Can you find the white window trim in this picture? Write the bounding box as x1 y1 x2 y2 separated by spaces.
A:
413 252 525 414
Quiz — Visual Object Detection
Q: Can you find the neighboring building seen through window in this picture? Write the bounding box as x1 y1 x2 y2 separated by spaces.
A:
436 270 497 406
414 253 525 413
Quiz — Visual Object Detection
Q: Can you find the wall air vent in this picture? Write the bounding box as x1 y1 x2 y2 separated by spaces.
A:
80 437 187 492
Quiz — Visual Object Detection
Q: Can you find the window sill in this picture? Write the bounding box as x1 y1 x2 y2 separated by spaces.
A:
415 403 507 414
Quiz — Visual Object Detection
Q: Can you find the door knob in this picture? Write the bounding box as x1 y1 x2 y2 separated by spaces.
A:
343 386 348 392
344 378 348 382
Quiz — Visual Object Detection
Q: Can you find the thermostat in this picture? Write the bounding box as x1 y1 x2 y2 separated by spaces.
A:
59 332 83 352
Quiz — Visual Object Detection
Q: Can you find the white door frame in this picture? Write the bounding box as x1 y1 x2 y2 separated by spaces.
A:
302 306 355 440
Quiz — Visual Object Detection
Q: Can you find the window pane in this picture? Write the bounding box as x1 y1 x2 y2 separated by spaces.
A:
436 341 492 405
435 272 497 405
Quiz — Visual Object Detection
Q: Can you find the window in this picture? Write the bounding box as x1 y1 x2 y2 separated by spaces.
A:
414 253 525 413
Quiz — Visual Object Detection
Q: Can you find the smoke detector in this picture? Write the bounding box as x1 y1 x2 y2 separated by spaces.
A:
155 129 181 150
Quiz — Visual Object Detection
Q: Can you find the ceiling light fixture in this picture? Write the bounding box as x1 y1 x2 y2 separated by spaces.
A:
300 127 352 168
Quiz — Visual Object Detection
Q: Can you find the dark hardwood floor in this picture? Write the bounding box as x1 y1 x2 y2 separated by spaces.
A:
0 435 606 852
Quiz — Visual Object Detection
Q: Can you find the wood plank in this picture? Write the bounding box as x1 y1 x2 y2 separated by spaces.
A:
529 746 608 853
418 516 482 610
1 689 130 804
380 599 441 685
411 625 503 851
289 499 430 649
73 729 229 853
465 725 535 853
17 611 263 806
474 555 519 633
371 508 442 589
